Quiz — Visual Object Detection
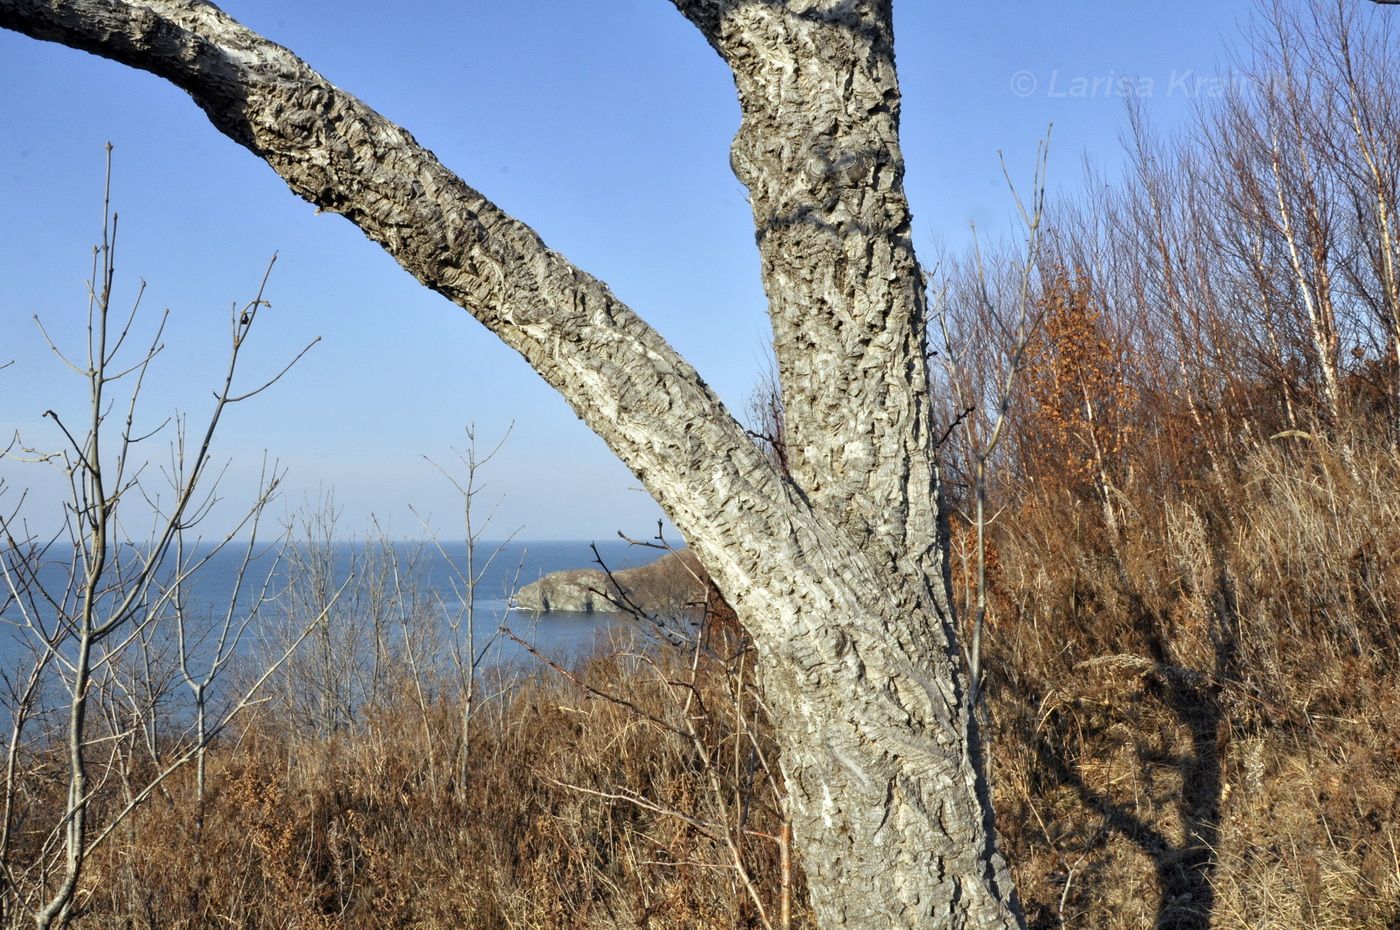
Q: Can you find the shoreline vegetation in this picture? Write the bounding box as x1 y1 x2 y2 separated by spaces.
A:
7 435 1397 929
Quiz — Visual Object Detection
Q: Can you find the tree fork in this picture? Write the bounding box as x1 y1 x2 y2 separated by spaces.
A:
0 2 1022 925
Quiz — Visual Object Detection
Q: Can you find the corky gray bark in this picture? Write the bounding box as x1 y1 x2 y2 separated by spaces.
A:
0 1 1022 926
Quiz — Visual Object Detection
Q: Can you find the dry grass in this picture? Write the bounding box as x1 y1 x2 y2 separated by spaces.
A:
40 632 804 930
980 435 1400 930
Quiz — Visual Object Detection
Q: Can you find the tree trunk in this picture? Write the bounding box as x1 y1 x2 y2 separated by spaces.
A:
669 4 1021 924
0 2 1023 926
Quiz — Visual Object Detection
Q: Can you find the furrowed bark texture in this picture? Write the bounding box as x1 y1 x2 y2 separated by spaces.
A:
676 0 943 578
0 2 1022 927
670 4 1019 925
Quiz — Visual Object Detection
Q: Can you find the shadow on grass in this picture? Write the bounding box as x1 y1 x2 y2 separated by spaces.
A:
1031 564 1240 930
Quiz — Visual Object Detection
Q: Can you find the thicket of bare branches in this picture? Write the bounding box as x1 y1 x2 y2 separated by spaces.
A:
929 5 1400 928
0 150 324 929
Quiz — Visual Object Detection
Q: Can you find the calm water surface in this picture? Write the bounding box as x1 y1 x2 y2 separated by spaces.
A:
1 539 663 673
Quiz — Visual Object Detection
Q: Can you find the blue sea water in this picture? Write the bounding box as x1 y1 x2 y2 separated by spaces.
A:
0 538 666 676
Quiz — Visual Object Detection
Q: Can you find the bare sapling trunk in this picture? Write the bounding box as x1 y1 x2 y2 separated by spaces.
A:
934 145 1048 705
422 425 516 796
170 457 289 831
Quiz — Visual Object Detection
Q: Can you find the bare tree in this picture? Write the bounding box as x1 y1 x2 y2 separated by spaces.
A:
933 142 1049 706
167 459 284 829
269 497 419 741
420 425 518 795
0 1 1205 925
275 496 355 739
0 149 324 929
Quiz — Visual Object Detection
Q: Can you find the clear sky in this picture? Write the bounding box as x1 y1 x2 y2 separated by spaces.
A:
0 1 1264 542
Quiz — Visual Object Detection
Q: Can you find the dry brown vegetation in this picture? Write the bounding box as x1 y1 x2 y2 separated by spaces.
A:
31 621 805 930
974 434 1400 930
8 429 1397 929
14 431 1395 930
932 4 1400 926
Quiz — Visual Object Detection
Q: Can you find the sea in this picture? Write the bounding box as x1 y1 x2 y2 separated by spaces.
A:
0 538 668 678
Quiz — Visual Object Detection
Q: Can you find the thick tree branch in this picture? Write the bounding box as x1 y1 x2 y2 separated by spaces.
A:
0 0 791 567
0 0 961 798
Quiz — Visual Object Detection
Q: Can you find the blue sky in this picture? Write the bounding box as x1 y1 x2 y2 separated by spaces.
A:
0 1 1262 541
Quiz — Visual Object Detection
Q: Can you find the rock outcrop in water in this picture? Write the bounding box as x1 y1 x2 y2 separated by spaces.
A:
513 549 703 615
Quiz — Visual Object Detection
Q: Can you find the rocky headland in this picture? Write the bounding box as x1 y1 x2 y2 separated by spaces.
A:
512 549 703 615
